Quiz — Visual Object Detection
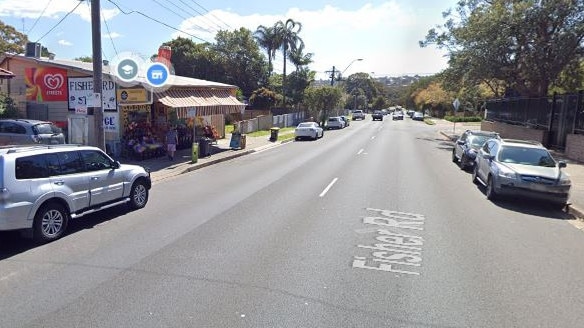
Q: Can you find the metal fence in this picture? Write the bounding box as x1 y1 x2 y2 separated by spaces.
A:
234 112 305 133
485 92 584 149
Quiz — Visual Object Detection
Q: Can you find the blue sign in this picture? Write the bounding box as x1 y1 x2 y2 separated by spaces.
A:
146 62 169 87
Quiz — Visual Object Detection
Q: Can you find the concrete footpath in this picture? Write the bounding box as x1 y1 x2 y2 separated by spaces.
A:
120 121 584 221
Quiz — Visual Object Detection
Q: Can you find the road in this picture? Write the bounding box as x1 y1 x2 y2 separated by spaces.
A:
1 116 584 327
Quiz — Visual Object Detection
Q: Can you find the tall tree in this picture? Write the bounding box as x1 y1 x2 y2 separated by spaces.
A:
214 28 268 96
274 19 304 107
254 25 279 76
304 85 342 125
0 20 27 54
421 0 584 97
288 43 313 71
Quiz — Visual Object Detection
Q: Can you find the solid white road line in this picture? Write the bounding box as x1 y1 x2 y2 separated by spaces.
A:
357 149 364 155
319 178 339 197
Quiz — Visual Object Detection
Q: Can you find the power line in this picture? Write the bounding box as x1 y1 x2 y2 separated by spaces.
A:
188 0 231 30
102 8 118 57
155 0 217 33
35 0 82 43
107 0 211 43
27 0 53 35
175 0 225 31
151 0 189 21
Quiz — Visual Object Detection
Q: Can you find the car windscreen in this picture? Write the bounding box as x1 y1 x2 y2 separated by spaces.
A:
498 146 556 167
469 135 490 147
297 123 313 128
33 123 61 135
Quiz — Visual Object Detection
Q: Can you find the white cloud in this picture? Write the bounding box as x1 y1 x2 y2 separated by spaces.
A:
103 32 122 39
58 39 72 46
172 2 448 78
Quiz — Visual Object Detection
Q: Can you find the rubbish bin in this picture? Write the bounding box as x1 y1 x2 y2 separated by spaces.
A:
270 127 280 141
192 142 198 163
199 137 211 157
240 134 247 149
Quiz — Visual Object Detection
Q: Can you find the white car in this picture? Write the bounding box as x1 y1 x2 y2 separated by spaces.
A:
326 117 345 129
294 122 324 141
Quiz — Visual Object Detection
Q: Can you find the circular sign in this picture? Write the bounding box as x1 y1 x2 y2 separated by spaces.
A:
145 62 170 87
115 58 140 83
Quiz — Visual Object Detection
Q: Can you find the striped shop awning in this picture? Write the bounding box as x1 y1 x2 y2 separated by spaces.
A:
155 88 245 117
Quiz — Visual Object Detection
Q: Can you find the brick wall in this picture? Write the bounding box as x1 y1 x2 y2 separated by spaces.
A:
566 134 584 162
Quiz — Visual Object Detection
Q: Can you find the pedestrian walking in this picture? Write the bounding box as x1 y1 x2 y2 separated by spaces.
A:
166 126 178 160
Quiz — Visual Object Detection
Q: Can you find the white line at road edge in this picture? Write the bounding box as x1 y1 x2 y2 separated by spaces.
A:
319 178 339 197
371 136 376 140
357 149 364 155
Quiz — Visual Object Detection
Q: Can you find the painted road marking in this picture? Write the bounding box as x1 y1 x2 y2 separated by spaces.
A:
319 178 339 197
357 149 364 155
352 208 426 276
371 136 376 140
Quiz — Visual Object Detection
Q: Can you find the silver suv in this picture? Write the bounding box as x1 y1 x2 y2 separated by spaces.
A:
0 145 151 242
472 138 571 208
0 119 65 145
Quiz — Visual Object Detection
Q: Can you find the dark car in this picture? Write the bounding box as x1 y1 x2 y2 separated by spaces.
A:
372 111 384 121
0 119 66 145
452 130 500 170
412 112 424 121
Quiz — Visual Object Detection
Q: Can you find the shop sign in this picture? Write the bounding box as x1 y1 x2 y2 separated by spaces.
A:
25 67 68 102
68 77 117 111
104 112 118 131
121 104 151 112
117 87 152 105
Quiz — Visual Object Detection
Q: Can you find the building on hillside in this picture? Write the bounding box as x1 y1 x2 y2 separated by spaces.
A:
0 50 245 158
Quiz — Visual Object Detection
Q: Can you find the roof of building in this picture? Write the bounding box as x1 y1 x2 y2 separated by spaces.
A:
0 54 236 89
0 67 15 79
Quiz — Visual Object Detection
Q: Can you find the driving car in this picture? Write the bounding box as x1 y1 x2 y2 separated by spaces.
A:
372 111 384 121
0 144 151 242
452 130 500 170
352 110 365 120
412 112 424 121
326 117 345 129
294 122 324 140
472 138 571 208
392 111 404 120
0 119 66 145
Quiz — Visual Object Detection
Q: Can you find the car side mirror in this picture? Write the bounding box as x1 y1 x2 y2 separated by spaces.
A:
113 161 121 169
482 153 493 160
558 161 567 168
456 140 464 145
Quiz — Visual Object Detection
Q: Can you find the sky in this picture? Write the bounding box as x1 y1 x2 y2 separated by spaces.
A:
0 0 458 81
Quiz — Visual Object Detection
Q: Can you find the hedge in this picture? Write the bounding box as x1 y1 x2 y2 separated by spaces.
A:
443 116 483 123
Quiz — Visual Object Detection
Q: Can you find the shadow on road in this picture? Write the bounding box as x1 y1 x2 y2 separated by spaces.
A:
0 205 132 260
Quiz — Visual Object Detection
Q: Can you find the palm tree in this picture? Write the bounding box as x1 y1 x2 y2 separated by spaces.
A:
289 43 313 71
254 25 279 76
274 18 304 107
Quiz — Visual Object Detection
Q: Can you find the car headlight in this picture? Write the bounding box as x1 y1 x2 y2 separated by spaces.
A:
558 177 571 186
497 165 517 179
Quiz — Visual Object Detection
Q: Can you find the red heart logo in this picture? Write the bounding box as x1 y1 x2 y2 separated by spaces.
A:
44 74 64 90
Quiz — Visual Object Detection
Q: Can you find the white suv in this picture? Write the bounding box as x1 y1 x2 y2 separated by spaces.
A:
0 145 151 242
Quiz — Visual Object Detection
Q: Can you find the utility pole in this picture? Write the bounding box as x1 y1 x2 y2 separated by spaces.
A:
326 66 336 86
91 0 105 150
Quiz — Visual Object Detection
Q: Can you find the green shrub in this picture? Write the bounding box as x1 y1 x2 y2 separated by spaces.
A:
0 93 21 118
444 116 483 123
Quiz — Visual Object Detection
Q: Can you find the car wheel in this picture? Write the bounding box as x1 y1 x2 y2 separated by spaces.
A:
295 137 299 141
459 154 467 169
472 165 480 184
486 176 498 200
313 132 318 140
33 202 69 243
129 179 149 210
551 202 567 211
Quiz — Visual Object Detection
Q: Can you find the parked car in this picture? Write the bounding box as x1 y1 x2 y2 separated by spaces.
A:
295 122 323 140
452 130 500 170
0 119 65 145
340 115 350 127
406 110 415 118
326 117 345 129
0 144 151 242
392 111 404 120
412 112 424 121
352 110 366 120
472 138 571 208
372 111 384 121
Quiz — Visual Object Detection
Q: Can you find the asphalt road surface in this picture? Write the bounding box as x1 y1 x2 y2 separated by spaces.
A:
1 116 583 328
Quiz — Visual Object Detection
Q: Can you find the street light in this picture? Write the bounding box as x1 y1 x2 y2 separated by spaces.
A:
328 58 363 86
